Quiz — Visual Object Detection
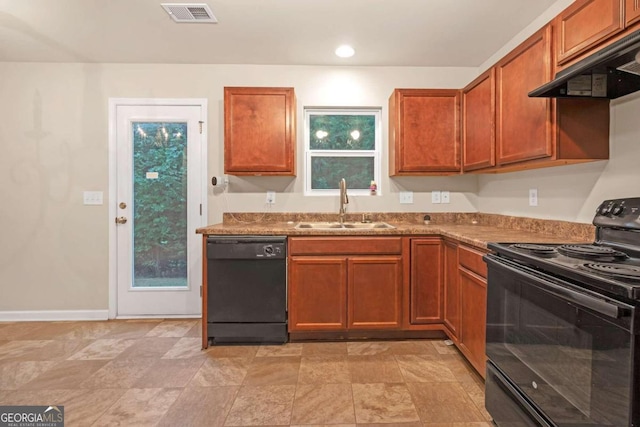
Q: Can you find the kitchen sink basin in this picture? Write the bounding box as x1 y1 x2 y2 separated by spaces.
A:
294 221 395 230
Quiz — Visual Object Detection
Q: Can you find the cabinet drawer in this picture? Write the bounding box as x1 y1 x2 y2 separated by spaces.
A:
289 237 402 256
458 245 488 279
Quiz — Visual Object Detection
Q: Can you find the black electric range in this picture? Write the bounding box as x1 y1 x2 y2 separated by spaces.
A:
485 197 640 427
487 241 640 302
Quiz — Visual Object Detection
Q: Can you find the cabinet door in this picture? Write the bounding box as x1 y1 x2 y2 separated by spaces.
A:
289 256 347 331
389 89 460 175
496 26 553 166
348 257 402 329
462 69 496 171
409 239 443 324
443 240 460 338
627 0 640 26
556 0 624 66
224 87 296 176
459 268 487 377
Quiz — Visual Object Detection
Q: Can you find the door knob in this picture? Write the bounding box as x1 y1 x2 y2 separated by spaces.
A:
115 216 128 224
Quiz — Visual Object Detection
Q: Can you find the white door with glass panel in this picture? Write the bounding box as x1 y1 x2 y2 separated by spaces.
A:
114 104 203 317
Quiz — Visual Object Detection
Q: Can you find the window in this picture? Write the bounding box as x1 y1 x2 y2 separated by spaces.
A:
304 107 381 196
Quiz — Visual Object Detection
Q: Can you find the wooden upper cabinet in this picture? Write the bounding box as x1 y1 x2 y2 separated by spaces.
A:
496 26 554 166
389 89 461 175
556 0 624 66
224 87 296 176
627 0 640 26
462 69 495 171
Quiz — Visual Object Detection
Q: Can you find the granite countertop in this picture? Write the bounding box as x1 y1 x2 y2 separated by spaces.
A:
196 213 594 250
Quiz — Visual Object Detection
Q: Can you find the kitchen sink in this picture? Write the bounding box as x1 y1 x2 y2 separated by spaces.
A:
294 221 395 230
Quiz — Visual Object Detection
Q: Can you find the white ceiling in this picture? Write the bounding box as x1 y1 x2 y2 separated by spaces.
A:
0 0 559 67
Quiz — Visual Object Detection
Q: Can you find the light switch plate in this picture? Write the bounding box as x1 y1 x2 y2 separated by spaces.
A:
399 191 413 204
441 191 450 204
83 191 103 205
431 191 441 204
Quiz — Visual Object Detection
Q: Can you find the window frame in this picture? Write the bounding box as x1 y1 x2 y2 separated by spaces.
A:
303 107 382 197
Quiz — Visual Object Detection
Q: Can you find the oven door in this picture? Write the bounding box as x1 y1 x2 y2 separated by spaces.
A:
485 255 637 427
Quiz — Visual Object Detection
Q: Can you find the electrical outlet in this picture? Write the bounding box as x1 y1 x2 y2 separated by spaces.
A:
529 188 538 207
399 191 413 204
83 191 103 205
431 191 441 204
266 191 276 204
441 191 450 204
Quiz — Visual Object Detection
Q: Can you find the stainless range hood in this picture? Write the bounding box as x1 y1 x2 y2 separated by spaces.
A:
529 28 640 99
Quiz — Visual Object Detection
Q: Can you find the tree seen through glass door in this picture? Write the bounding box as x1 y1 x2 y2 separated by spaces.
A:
132 122 188 288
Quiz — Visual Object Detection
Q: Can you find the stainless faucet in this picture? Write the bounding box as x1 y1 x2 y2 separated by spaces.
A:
339 178 349 224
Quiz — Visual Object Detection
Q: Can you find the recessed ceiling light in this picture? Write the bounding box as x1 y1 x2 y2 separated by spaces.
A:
335 45 355 58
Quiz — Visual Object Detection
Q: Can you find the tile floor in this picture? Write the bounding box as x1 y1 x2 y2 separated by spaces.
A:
0 319 492 426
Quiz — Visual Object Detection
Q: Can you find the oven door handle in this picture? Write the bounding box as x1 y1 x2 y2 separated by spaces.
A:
486 255 629 319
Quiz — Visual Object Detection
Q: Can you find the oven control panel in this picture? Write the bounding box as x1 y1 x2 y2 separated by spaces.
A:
594 197 640 229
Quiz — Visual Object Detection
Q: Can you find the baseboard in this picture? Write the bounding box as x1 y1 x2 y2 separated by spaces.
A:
116 314 201 320
0 310 109 322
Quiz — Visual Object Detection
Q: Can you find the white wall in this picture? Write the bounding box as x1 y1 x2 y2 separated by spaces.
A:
0 62 477 312
474 0 640 223
212 66 480 220
477 92 640 223
1 0 638 313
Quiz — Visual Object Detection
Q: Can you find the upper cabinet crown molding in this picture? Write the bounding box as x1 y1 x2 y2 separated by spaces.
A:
389 89 461 176
224 87 296 176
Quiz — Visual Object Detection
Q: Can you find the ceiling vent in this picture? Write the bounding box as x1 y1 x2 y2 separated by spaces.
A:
161 3 218 23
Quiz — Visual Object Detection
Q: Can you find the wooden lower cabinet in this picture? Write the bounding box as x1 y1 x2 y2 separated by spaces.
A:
457 245 488 377
443 240 460 339
288 237 403 333
409 238 443 324
287 236 488 378
459 269 487 376
288 256 347 331
348 257 402 329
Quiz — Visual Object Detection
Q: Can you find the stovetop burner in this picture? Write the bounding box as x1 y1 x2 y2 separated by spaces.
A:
581 263 640 280
488 198 640 301
557 244 628 261
511 244 557 257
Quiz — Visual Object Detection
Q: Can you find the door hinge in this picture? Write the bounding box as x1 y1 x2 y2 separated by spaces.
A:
198 121 204 134
200 285 202 298
199 203 202 215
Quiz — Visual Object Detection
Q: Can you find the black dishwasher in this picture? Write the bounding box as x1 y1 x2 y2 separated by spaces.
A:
206 236 287 344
